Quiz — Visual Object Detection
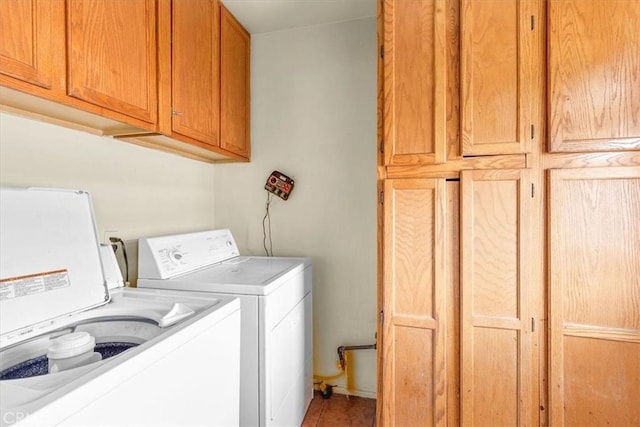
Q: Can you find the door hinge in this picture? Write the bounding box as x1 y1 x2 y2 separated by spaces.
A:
379 191 384 204
531 183 535 198
379 310 384 324
380 45 384 59
531 317 535 332
379 140 384 154
531 124 535 140
531 15 535 31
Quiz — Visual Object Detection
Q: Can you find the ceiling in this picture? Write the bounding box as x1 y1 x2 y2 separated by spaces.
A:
220 0 377 34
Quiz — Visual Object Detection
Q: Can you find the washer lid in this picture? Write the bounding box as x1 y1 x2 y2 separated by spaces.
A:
0 188 109 349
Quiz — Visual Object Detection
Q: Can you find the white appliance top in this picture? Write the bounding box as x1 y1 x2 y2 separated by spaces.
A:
138 230 310 296
0 188 109 348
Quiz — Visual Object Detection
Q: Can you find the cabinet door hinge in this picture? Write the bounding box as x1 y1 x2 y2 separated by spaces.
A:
380 45 384 59
531 15 535 30
531 183 535 198
379 140 384 154
379 191 384 204
531 317 536 332
531 124 535 140
379 310 384 324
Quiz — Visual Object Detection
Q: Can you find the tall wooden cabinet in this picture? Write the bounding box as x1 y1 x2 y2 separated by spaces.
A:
460 169 536 426
378 0 639 425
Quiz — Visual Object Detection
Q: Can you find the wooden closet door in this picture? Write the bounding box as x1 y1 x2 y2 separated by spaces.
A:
548 167 640 426
460 169 536 426
382 178 449 426
460 0 537 156
382 0 447 165
67 0 157 123
548 0 640 152
0 0 58 89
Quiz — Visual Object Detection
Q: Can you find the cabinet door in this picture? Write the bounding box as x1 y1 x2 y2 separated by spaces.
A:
220 4 250 159
548 167 640 426
548 0 640 152
0 0 57 89
171 0 220 145
460 169 536 426
383 0 447 165
67 0 157 123
460 0 536 156
382 178 449 425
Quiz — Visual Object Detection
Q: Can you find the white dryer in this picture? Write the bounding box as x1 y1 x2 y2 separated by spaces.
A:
137 230 313 427
0 188 241 427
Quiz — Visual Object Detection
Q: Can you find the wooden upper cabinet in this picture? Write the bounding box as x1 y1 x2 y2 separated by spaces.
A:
460 169 536 426
383 0 447 165
67 0 157 123
460 0 537 156
0 0 59 89
170 0 220 146
548 167 640 426
220 4 250 160
548 0 640 152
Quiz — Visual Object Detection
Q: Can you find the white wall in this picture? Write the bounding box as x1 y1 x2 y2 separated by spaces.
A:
0 112 216 280
214 18 378 396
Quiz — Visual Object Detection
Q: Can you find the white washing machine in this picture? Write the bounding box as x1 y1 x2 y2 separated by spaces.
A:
0 188 241 427
137 230 313 427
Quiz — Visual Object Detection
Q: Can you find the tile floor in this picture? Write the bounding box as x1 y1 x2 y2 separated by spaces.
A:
302 391 376 427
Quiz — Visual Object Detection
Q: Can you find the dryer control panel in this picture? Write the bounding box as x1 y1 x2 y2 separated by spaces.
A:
138 229 239 279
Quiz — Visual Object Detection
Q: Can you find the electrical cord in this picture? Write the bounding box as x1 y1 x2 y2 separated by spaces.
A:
262 192 273 256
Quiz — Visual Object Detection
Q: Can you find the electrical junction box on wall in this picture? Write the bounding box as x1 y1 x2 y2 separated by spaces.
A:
264 171 294 200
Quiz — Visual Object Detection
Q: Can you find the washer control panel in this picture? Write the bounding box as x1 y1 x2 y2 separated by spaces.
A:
138 229 239 279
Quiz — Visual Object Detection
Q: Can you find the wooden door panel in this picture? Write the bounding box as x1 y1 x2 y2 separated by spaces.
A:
382 178 447 426
549 167 640 425
461 0 535 155
548 0 640 152
0 0 55 88
172 0 219 145
220 4 250 159
383 0 446 165
460 169 534 426
471 328 519 425
67 0 157 123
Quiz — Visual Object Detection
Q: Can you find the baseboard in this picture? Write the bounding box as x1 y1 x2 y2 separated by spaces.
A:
332 386 377 400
